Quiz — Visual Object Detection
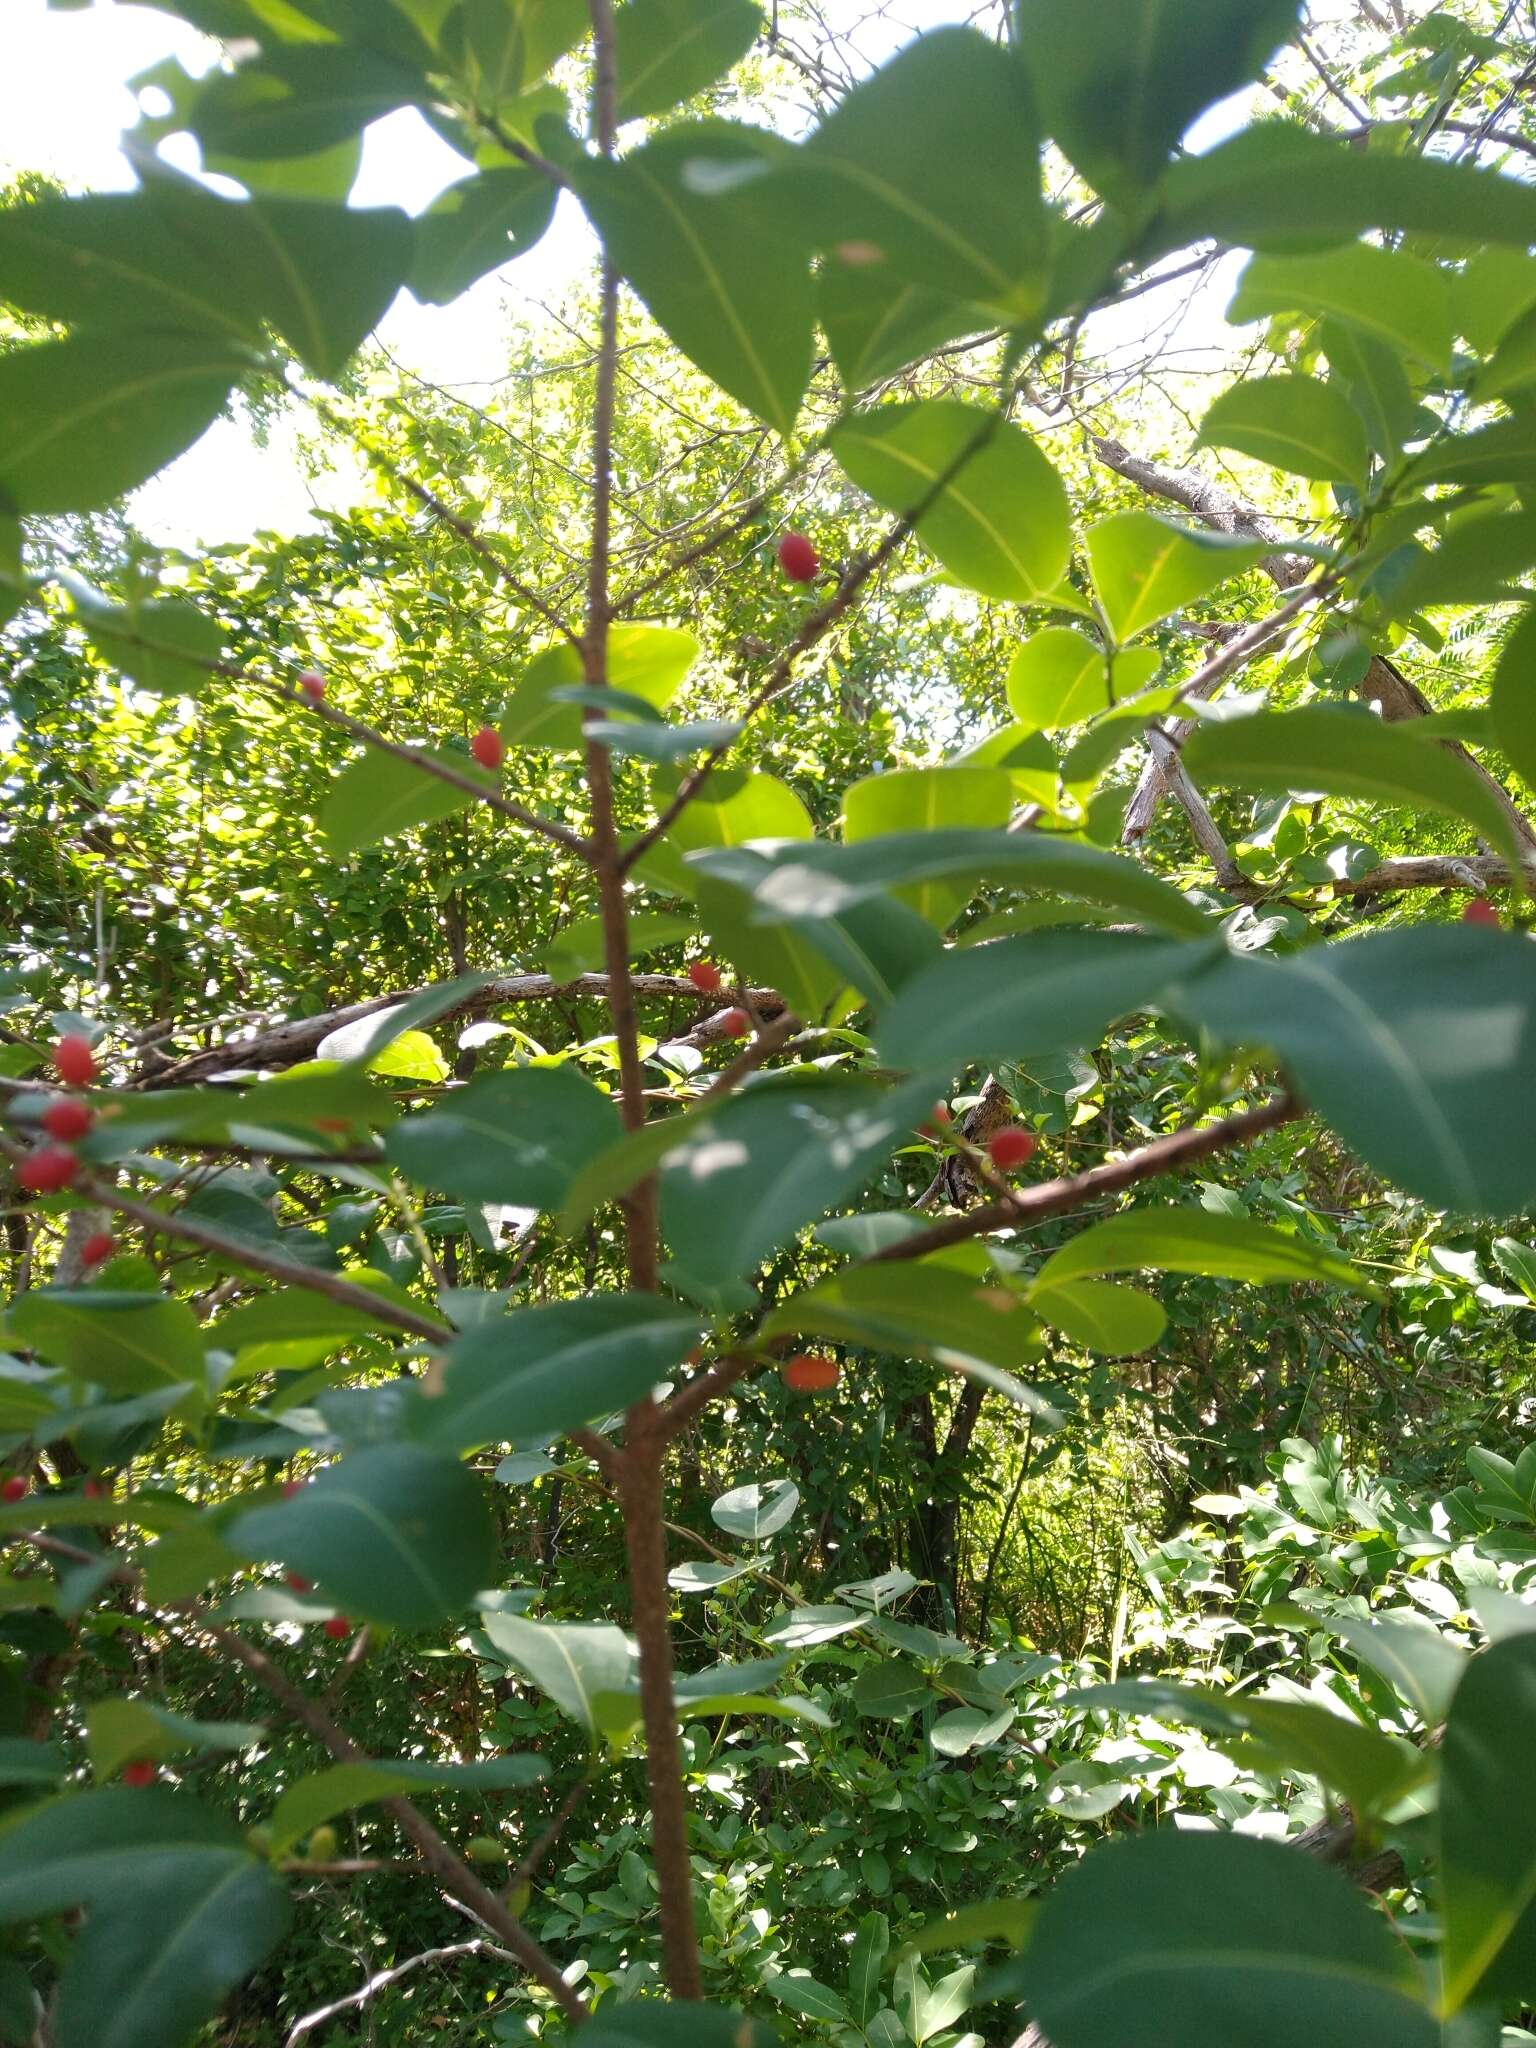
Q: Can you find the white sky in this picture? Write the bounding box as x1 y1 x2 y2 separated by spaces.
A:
1 0 1257 549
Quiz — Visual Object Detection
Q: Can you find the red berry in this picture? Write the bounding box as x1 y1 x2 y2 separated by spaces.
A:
988 1126 1037 1172
0 1477 27 1505
783 1353 840 1393
298 669 326 701
717 1007 751 1038
42 1096 93 1142
18 1145 78 1193
1462 897 1500 927
120 1759 157 1787
471 725 505 771
83 1477 105 1500
282 1480 304 1499
81 1232 116 1266
323 1615 351 1639
285 1571 313 1593
777 531 819 583
687 961 724 995
54 1034 96 1087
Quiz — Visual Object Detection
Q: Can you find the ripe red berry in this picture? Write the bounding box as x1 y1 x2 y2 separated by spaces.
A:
285 1571 313 1593
282 1480 304 1499
1462 897 1500 927
0 1476 27 1505
988 1125 1037 1172
120 1759 157 1787
81 1232 116 1266
471 725 505 771
687 961 723 995
83 1477 105 1500
783 1353 840 1393
298 669 326 701
777 531 819 583
18 1145 78 1193
42 1096 93 1142
717 1007 751 1038
54 1034 96 1087
323 1615 351 1639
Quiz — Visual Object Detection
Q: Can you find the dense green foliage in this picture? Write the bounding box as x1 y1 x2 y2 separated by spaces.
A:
4 0 1536 2044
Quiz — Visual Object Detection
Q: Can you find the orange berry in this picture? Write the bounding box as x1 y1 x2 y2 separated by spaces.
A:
687 961 723 994
717 1007 750 1038
782 1353 840 1393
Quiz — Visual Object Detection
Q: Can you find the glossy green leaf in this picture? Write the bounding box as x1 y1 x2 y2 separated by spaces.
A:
410 166 557 303
1018 1831 1436 2048
1322 321 1418 461
1329 1614 1469 1726
1490 603 1536 793
574 2005 782 2048
0 1785 256 1919
500 625 698 750
763 1266 1056 1417
712 1477 800 1541
1028 1279 1167 1357
1033 1208 1369 1294
1381 508 1536 615
267 1753 546 1856
386 1064 620 1207
85 1700 264 1781
1230 246 1455 373
0 334 249 515
831 401 1070 603
660 1077 940 1302
614 0 761 121
192 46 425 158
818 262 983 391
765 1972 850 2023
842 769 1015 926
10 1292 205 1397
1199 375 1369 486
62 576 220 698
577 123 811 433
230 1444 499 1628
0 1739 65 1788
416 1294 703 1452
1158 120 1536 258
1022 0 1301 203
877 931 1219 1071
479 1612 635 1736
444 0 589 105
1085 513 1269 642
1161 928 1536 1215
319 745 495 855
1412 413 1536 491
1182 708 1526 874
931 1704 1014 1756
792 27 1046 320
852 1663 932 1720
1005 629 1113 733
1441 1634 1536 2011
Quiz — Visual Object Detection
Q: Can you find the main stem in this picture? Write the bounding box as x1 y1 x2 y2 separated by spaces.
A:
581 0 700 1995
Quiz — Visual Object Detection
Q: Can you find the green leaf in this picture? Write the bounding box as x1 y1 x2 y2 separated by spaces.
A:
444 0 589 104
386 1064 620 1208
1329 1614 1469 1726
791 27 1046 321
85 1701 264 1781
668 1559 756 1593
500 624 698 750
849 1912 892 2024
52 1855 289 2048
831 401 1070 603
576 123 811 434
192 46 425 158
763 1266 1056 1417
0 1785 254 1918
1022 0 1301 204
267 1754 546 1856
877 932 1218 1072
852 1664 933 1721
1017 1831 1436 2048
1230 246 1455 373
1322 321 1419 462
214 1284 393 1358
1085 513 1269 643
1199 375 1369 486
587 717 742 762
1157 120 1536 258
62 577 220 698
319 744 494 855
545 909 694 982
692 830 1209 941
614 0 761 122
711 1477 800 1541
931 1704 1015 1756
410 166 557 303
10 1292 205 1397
1410 413 1536 491
0 334 249 516
818 261 983 391
1381 508 1536 615
843 768 1014 927
764 1973 850 2024
478 1612 634 1736
573 2005 782 2048
229 1444 499 1628
1162 928 1536 1216
415 1295 703 1453
1182 707 1527 875
1005 629 1114 733
0 1739 65 1788
1027 1279 1166 1357
1033 1208 1369 1295
1441 1634 1536 2011
660 1078 939 1303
